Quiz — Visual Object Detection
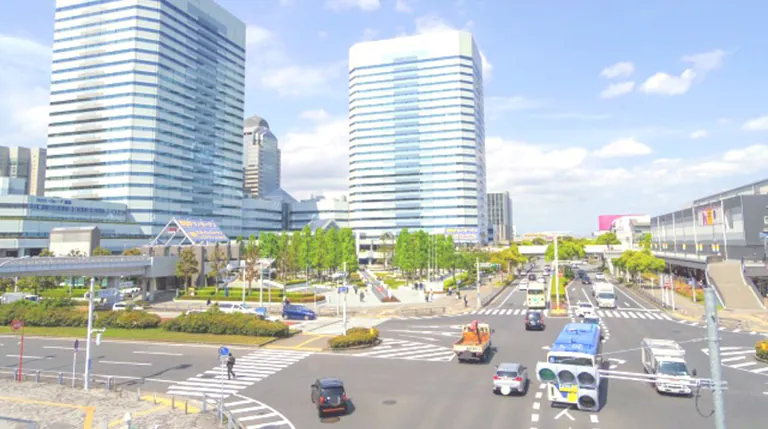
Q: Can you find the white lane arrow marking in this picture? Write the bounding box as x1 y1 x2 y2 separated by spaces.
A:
608 358 627 369
542 345 551 350
387 329 457 337
554 408 575 421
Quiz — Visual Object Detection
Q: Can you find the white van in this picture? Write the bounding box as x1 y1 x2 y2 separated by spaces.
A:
595 284 617 308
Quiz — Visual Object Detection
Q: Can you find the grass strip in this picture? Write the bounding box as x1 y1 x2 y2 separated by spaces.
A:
0 327 274 346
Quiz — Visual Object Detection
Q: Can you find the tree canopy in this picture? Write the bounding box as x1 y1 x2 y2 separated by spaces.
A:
544 237 587 262
612 249 665 281
594 232 621 245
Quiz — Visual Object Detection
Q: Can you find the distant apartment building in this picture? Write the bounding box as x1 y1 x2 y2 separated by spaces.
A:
487 191 512 242
0 146 46 196
45 0 246 237
243 115 281 199
347 30 488 244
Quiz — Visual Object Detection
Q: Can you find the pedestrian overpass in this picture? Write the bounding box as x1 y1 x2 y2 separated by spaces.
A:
517 245 625 260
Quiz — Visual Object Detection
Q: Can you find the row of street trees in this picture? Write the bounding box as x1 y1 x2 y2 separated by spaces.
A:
519 231 622 247
611 249 666 283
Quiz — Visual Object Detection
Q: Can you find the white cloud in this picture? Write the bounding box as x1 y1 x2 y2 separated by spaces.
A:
299 109 332 121
640 69 696 95
280 114 349 199
742 115 768 131
412 14 492 79
395 0 415 13
361 27 378 41
593 138 652 158
486 96 548 119
600 61 634 79
690 130 709 139
0 34 52 147
599 81 635 99
324 0 381 12
639 49 727 96
244 25 345 97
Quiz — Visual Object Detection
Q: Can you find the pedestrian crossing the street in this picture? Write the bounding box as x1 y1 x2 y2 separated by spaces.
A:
462 307 673 320
347 338 455 362
701 347 768 376
167 349 313 399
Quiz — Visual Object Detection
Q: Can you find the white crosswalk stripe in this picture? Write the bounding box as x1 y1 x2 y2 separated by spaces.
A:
202 395 294 429
466 308 674 321
348 338 454 362
701 347 768 376
167 350 312 400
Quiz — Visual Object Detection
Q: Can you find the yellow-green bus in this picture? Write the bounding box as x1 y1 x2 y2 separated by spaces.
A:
526 282 547 309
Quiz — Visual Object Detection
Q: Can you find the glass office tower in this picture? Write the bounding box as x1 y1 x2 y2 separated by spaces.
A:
348 30 488 243
45 0 246 236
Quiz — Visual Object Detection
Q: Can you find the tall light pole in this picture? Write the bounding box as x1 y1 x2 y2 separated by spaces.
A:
259 260 264 307
475 257 481 308
554 233 560 310
705 287 727 429
84 277 95 390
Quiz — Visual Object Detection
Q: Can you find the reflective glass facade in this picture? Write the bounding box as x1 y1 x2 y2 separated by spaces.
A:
45 0 246 237
348 31 487 243
243 115 281 199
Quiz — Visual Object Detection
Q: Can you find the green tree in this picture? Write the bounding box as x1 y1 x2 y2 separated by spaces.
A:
544 238 586 262
312 228 327 275
338 228 359 272
175 247 199 293
393 228 415 283
532 237 547 245
17 276 58 295
595 232 621 245
413 230 429 277
379 232 395 268
639 233 652 250
92 247 112 256
298 225 313 278
612 249 665 283
277 232 291 279
39 248 55 257
324 228 340 272
207 243 227 292
243 234 260 294
519 240 534 246
122 247 142 256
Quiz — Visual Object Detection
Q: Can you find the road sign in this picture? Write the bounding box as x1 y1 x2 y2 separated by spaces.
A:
338 286 348 294
218 346 229 357
479 262 492 268
10 320 23 331
74 339 79 352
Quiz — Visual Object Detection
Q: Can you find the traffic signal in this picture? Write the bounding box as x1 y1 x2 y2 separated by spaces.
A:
536 362 600 411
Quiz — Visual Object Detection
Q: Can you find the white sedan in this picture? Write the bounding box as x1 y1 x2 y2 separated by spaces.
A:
518 280 529 291
575 302 596 318
112 302 144 311
595 273 605 280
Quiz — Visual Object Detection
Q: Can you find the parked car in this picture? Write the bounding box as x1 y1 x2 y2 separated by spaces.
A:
253 306 282 322
283 304 317 320
524 310 545 331
492 362 529 395
595 273 605 280
112 302 143 311
216 302 262 315
310 378 349 417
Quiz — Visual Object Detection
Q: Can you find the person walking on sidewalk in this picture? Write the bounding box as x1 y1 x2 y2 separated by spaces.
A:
463 296 468 307
226 353 236 380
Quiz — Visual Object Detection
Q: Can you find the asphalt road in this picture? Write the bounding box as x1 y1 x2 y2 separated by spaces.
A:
1 260 765 429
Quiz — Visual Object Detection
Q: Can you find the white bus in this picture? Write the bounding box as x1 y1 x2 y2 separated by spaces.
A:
526 283 547 309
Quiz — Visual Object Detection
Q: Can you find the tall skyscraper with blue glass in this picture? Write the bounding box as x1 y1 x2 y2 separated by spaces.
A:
348 30 488 244
45 0 246 237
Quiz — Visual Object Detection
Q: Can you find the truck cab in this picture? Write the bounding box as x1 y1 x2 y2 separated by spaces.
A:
641 338 694 396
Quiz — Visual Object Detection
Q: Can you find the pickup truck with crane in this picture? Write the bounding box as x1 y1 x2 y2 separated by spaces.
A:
453 321 492 363
641 338 696 396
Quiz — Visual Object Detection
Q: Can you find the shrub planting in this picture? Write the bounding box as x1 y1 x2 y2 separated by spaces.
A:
178 288 316 303
162 309 290 337
757 340 768 361
328 327 379 349
95 310 161 329
0 300 161 329
443 272 469 290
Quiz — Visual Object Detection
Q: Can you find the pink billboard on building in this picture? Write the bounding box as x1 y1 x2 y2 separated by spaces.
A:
598 214 643 231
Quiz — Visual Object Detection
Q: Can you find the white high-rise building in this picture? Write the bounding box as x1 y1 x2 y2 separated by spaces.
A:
347 30 487 243
45 0 246 237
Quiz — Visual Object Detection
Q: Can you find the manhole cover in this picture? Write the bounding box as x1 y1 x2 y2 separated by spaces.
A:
382 400 397 405
320 417 341 424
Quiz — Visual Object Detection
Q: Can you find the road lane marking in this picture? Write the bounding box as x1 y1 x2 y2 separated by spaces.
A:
614 285 649 310
43 346 73 350
721 356 746 363
5 355 52 360
531 414 539 422
398 334 440 342
535 392 542 399
751 367 768 374
554 408 575 420
99 360 152 366
731 362 757 369
495 284 520 307
532 402 540 410
591 414 599 423
133 351 183 356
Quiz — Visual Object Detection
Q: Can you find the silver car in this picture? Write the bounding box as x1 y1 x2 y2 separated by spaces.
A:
492 363 529 395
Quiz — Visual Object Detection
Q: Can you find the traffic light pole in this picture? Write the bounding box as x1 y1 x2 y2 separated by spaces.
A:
705 287 727 429
84 277 94 391
554 234 559 310
475 257 481 308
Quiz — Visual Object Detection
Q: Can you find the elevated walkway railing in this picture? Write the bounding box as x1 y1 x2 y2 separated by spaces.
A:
0 256 152 277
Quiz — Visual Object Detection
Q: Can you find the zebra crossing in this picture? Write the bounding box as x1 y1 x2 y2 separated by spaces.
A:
701 346 768 376
346 338 454 362
210 394 295 429
167 349 313 399
463 307 673 320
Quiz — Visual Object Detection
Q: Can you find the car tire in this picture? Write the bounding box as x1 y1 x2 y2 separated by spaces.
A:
282 313 287 319
304 315 310 321
318 409 324 418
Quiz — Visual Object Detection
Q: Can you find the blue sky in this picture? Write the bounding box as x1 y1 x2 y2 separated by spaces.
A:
1 0 768 235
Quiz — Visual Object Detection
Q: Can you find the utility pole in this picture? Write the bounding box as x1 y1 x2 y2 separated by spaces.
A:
705 287 727 429
554 233 560 309
259 260 263 307
475 257 481 308
84 277 95 390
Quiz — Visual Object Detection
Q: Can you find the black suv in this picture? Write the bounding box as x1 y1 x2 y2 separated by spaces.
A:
524 310 545 331
582 276 592 285
310 378 348 417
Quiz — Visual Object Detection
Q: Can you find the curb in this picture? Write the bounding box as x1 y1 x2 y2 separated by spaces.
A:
0 333 277 348
756 354 768 364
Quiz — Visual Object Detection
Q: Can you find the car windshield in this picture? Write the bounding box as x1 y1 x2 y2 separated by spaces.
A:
659 361 689 376
579 303 592 308
527 312 541 320
584 318 599 324
527 289 544 295
598 293 615 299
496 371 518 378
322 387 344 397
240 303 251 309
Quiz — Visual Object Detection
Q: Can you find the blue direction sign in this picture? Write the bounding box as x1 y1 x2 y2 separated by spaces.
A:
338 286 348 294
74 339 79 352
218 346 229 357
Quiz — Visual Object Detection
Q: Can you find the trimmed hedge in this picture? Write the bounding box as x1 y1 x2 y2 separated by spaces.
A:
95 310 161 329
179 288 316 303
0 300 160 329
757 340 768 361
162 309 290 337
284 279 306 285
328 327 379 349
444 272 469 290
